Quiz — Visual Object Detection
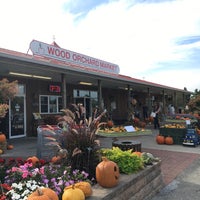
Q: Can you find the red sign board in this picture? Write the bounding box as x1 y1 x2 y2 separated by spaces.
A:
49 85 61 92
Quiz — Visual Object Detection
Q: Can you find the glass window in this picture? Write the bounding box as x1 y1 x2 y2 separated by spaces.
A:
17 84 25 95
73 90 98 98
40 96 48 113
80 90 89 97
40 95 62 114
90 91 97 98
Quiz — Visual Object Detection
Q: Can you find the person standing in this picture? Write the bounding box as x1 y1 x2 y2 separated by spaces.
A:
142 104 148 120
169 104 175 115
153 103 161 129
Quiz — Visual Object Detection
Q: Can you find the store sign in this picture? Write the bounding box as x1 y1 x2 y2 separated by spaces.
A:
30 40 120 74
49 85 61 92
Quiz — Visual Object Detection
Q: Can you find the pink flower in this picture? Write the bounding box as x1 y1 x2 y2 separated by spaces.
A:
22 171 29 178
11 167 19 172
40 166 45 174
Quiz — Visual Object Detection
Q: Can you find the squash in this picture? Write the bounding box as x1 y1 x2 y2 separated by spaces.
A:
64 181 92 197
156 134 165 144
0 133 6 143
0 149 3 154
62 186 85 200
96 157 120 188
165 136 174 145
27 187 59 200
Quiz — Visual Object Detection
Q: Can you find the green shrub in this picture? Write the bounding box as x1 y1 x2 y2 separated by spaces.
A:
100 147 144 174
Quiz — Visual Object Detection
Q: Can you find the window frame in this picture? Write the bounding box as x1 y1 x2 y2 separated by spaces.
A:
39 95 62 114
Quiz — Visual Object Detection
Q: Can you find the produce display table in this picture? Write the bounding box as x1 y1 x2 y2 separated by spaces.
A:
112 140 141 152
96 129 152 137
159 127 187 145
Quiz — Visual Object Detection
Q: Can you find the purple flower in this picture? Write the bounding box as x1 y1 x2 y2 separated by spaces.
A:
43 178 49 184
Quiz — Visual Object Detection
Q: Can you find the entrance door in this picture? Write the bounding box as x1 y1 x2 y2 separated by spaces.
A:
9 95 26 138
75 97 91 119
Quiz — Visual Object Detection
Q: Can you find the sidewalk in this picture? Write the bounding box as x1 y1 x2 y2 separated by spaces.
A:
1 128 200 199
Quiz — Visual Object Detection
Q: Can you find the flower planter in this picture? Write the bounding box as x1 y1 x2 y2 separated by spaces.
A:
88 161 164 200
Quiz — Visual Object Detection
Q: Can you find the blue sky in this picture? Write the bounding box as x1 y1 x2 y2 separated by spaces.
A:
0 0 200 92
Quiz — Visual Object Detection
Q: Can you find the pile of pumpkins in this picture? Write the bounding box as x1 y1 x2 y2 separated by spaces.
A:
156 134 174 145
25 156 120 200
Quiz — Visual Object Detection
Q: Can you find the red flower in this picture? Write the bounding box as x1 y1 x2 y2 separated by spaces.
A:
0 158 5 164
39 159 46 165
0 194 6 200
1 183 12 191
8 158 15 165
16 157 24 166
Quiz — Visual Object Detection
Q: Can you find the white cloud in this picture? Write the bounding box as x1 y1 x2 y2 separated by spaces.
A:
0 0 200 91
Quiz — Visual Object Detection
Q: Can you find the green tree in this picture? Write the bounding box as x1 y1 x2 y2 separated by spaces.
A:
188 89 200 112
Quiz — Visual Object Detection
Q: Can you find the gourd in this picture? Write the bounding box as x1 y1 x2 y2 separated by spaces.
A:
0 149 3 154
0 133 6 142
64 181 92 197
96 157 120 188
62 186 85 200
165 136 174 145
27 187 59 200
156 134 165 144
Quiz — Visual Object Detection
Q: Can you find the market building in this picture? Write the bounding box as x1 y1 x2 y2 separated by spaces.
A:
0 40 192 139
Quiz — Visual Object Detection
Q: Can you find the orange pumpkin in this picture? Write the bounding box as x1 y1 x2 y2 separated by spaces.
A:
96 157 120 188
62 186 85 200
51 155 62 164
0 133 6 143
165 136 174 145
26 156 39 166
107 120 114 128
132 151 142 157
64 181 92 197
156 134 165 144
7 144 14 150
27 187 59 200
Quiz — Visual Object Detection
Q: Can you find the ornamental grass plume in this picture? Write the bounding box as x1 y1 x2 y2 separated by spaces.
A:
57 104 107 180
